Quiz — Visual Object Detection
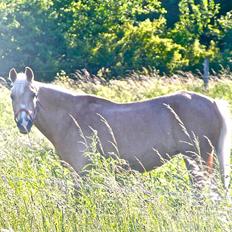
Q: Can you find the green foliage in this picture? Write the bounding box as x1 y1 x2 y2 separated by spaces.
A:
0 0 232 80
170 0 221 68
62 0 167 76
108 19 188 75
0 0 67 80
216 11 232 70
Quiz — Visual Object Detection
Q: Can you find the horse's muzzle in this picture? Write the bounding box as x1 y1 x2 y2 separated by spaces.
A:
15 110 33 134
17 118 33 134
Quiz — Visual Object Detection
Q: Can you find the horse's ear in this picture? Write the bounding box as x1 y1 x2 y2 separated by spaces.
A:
9 68 17 83
25 67 34 82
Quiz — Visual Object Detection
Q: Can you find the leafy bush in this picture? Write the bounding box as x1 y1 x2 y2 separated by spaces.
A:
0 0 67 81
112 19 188 75
0 0 231 80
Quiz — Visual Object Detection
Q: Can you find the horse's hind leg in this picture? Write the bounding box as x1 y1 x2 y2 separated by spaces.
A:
183 149 220 199
184 156 209 191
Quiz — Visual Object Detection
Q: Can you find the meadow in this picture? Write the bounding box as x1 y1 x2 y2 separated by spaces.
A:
0 72 232 231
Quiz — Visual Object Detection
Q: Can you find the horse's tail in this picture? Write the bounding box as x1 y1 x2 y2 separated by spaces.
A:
215 100 231 191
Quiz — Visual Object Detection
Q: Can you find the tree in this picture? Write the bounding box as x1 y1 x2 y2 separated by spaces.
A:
62 0 167 76
0 0 67 80
0 0 231 81
170 0 232 74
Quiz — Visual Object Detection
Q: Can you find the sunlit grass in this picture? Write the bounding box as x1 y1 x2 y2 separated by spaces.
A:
0 73 232 231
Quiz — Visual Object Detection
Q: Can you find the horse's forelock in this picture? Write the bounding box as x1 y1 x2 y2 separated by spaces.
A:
15 72 27 81
12 73 33 96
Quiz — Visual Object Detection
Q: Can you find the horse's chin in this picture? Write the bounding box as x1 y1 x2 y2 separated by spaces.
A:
19 130 30 134
18 126 32 134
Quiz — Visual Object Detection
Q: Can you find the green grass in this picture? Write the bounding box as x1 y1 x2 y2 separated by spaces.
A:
0 73 232 231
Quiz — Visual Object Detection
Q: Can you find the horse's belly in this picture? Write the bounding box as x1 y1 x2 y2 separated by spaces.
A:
104 128 178 172
93 104 179 171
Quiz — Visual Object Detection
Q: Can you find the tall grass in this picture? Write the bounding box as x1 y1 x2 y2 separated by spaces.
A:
0 74 232 231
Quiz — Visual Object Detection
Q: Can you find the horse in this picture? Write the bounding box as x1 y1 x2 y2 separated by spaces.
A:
8 67 231 194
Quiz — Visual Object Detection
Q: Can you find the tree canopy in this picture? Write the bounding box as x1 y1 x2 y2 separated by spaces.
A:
0 0 231 81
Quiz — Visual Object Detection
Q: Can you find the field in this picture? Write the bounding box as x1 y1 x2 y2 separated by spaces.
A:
0 72 232 231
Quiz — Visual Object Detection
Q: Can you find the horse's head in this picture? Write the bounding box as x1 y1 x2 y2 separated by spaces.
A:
9 67 38 134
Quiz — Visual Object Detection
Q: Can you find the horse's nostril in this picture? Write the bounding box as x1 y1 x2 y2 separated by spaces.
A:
26 119 33 130
16 119 22 125
17 117 33 133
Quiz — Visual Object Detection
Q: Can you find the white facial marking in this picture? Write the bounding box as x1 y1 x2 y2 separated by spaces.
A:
21 117 29 130
21 111 27 118
11 73 28 96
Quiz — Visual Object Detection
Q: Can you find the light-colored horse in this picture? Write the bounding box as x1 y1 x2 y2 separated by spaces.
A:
9 67 231 192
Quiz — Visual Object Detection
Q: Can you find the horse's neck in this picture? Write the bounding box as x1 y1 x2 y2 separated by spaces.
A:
34 85 76 145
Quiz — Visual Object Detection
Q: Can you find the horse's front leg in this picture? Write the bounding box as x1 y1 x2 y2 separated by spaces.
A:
55 139 90 174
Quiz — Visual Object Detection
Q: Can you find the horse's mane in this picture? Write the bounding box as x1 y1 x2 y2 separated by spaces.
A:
37 82 115 106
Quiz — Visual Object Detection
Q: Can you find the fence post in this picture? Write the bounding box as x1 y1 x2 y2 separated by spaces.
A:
203 57 209 89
